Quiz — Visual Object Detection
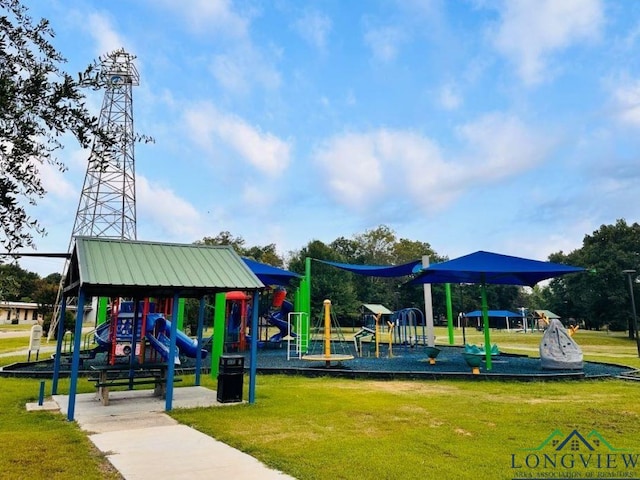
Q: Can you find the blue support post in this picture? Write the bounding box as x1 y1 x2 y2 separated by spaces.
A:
248 290 259 404
38 381 45 406
67 290 86 421
165 293 180 412
51 295 67 395
195 297 205 386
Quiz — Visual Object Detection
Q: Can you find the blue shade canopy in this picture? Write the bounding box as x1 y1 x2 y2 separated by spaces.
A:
411 251 585 287
242 257 301 286
465 310 521 318
317 259 422 277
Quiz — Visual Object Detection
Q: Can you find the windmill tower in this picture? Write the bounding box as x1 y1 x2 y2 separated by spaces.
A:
48 49 141 340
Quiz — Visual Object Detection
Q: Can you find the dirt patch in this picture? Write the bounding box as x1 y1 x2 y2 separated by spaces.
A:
336 380 462 396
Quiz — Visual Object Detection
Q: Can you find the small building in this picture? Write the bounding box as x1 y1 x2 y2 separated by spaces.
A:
533 310 561 329
464 310 523 331
0 301 42 325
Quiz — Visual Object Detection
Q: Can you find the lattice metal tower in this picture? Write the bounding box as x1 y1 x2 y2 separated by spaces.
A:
72 49 139 239
48 50 140 340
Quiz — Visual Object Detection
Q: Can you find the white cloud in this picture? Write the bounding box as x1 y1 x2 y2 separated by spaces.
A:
491 0 603 85
183 102 291 177
313 114 551 214
611 79 640 127
438 83 463 110
85 12 129 56
136 175 203 240
156 0 249 38
455 112 552 179
292 10 332 51
363 25 406 62
39 161 76 199
210 44 281 94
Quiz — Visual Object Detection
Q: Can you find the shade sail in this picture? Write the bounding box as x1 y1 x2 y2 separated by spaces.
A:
465 310 521 318
411 251 584 287
409 250 584 372
242 257 301 286
317 259 422 277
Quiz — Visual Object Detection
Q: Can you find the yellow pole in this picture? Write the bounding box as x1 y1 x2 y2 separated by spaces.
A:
323 299 331 367
387 321 394 358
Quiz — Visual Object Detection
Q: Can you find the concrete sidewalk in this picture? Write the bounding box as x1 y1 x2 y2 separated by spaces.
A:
39 387 295 480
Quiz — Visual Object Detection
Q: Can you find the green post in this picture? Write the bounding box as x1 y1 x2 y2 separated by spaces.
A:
481 284 492 371
293 287 300 314
97 297 108 326
176 298 185 331
211 292 226 379
445 283 454 345
297 257 311 354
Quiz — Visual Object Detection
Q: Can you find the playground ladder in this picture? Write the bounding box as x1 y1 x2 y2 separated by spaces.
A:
287 311 309 360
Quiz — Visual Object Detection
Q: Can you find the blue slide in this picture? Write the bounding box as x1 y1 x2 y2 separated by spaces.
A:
94 313 207 364
146 314 207 362
267 300 296 343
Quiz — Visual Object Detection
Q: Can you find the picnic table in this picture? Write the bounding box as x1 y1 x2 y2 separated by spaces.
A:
89 362 179 406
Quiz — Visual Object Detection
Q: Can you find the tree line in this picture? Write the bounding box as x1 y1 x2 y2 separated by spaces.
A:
2 220 639 336
193 221 640 334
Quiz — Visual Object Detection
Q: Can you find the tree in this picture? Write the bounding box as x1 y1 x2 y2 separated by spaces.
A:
547 219 640 333
288 240 360 325
195 231 284 267
0 262 38 301
0 0 112 252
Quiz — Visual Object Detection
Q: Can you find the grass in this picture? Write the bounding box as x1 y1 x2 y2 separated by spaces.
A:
171 376 640 480
0 377 121 479
1 327 639 479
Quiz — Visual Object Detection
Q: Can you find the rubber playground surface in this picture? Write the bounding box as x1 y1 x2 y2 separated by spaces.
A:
240 341 636 381
2 341 636 381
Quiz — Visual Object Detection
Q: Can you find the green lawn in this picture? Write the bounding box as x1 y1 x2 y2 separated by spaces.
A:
0 377 121 479
1 328 639 480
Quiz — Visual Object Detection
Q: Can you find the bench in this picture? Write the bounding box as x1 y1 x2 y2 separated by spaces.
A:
90 363 181 406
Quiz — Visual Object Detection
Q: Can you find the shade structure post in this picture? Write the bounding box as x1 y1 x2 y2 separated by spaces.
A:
249 290 259 403
445 283 454 345
422 256 435 347
67 289 86 421
195 297 206 386
165 292 180 412
481 284 492 371
51 295 67 395
302 257 312 353
211 292 226 379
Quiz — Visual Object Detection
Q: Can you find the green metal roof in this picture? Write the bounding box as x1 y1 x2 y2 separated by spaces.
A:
362 304 393 315
63 237 264 297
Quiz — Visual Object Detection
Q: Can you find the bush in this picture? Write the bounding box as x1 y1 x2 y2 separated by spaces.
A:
42 311 76 339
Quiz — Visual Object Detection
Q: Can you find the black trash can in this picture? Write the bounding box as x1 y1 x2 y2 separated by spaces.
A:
217 355 244 403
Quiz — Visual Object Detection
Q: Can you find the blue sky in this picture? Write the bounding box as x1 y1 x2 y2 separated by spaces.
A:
18 0 640 276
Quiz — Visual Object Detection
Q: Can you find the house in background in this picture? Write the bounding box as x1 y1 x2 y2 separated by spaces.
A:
0 300 94 326
0 301 42 325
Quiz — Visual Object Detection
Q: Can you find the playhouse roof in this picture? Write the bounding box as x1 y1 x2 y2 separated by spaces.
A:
362 304 393 315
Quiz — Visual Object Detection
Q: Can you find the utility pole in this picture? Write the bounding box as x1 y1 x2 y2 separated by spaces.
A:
622 269 640 357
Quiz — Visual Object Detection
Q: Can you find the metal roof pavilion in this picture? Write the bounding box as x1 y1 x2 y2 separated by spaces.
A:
53 237 265 421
